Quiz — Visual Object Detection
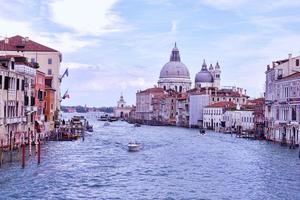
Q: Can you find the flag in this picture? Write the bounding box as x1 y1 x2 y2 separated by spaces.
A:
61 68 69 79
62 90 70 99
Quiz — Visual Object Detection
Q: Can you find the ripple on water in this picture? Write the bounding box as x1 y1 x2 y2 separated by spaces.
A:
1 115 300 200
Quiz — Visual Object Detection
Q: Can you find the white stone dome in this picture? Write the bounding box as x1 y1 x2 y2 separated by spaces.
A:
159 61 190 79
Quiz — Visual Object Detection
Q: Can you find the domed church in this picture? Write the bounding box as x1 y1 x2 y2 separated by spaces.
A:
195 60 221 89
158 43 192 93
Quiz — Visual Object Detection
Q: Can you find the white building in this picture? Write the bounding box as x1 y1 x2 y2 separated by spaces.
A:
114 94 132 118
265 53 300 145
158 43 191 93
189 94 210 127
203 101 236 131
224 109 254 131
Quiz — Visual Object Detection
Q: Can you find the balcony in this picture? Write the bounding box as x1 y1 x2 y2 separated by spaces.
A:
5 117 25 124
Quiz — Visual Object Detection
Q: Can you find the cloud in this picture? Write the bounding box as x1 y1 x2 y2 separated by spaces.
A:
200 0 248 10
50 0 127 36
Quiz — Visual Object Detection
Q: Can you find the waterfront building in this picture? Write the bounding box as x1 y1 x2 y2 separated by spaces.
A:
114 94 132 119
248 98 265 138
35 70 46 135
188 89 210 128
223 108 254 132
265 54 300 145
203 101 236 131
176 93 189 127
0 55 37 146
0 35 62 120
195 60 221 89
135 87 166 122
159 90 179 125
45 76 56 131
158 43 191 92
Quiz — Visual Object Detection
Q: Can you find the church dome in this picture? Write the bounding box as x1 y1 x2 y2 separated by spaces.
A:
159 43 190 79
159 61 190 78
195 60 214 83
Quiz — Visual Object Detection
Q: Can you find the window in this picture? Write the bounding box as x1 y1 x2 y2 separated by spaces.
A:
4 76 9 90
16 79 19 90
0 75 2 89
278 69 283 79
11 61 14 70
21 80 25 91
48 58 52 65
216 74 220 78
296 59 299 67
48 69 52 75
292 106 297 121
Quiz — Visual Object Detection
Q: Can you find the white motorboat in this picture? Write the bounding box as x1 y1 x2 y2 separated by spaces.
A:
128 142 140 152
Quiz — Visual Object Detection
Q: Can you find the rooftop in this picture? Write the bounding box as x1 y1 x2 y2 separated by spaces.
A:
0 35 59 52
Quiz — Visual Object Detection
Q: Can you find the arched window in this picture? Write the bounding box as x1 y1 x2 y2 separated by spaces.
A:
163 86 166 90
179 86 182 92
175 86 177 92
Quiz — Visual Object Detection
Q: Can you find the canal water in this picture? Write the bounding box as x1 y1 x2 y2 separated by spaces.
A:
1 114 300 200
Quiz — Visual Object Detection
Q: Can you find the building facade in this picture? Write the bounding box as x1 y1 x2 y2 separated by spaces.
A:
0 55 37 147
0 35 62 119
265 54 300 145
114 95 132 118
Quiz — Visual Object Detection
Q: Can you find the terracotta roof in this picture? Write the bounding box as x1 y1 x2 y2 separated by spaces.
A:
206 101 236 108
138 87 165 94
0 35 58 52
279 72 300 81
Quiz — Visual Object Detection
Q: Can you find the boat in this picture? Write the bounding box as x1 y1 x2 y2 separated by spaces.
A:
199 128 205 135
108 116 118 122
86 125 93 132
128 142 140 152
134 123 141 127
98 114 109 121
103 122 110 126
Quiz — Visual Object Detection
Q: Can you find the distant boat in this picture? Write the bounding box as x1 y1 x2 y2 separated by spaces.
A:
108 116 118 122
103 122 110 126
86 125 93 132
98 114 109 121
199 128 205 135
128 142 140 152
134 123 141 127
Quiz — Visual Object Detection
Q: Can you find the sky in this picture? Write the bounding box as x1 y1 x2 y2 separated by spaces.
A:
1 0 300 107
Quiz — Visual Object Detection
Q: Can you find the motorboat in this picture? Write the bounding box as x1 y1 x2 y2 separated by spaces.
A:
98 114 109 121
86 125 93 132
134 123 141 127
108 116 118 122
128 142 140 152
199 128 205 135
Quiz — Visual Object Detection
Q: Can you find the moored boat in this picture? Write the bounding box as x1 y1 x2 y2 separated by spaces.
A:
128 142 140 152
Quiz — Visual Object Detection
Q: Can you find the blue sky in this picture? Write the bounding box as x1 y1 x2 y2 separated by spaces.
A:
1 0 300 107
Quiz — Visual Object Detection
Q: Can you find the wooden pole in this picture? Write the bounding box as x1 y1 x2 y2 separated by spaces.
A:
21 143 25 168
0 140 3 167
37 139 41 165
29 130 32 156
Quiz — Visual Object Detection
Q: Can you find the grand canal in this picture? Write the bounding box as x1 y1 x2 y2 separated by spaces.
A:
1 114 300 200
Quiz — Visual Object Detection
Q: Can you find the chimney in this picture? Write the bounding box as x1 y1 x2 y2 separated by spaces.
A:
288 53 292 75
4 37 9 44
25 37 29 42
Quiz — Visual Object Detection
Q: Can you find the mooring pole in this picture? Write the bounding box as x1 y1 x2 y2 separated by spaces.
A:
29 129 32 156
0 140 3 167
37 139 41 165
21 143 25 168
